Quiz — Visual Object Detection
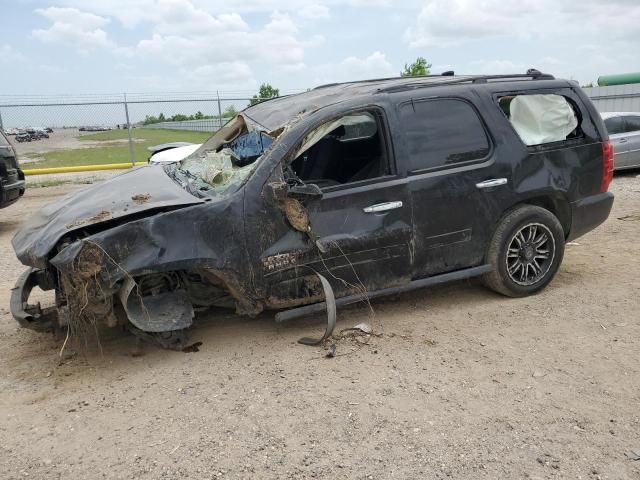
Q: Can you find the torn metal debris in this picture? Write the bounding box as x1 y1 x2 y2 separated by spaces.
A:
296 273 336 346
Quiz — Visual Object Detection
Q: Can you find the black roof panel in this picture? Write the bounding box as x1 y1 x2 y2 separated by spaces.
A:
244 73 568 131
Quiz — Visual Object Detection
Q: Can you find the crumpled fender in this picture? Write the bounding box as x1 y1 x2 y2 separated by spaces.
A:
12 166 206 269
50 193 263 315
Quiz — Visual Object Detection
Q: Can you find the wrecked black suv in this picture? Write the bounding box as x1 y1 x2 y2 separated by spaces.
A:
11 72 614 348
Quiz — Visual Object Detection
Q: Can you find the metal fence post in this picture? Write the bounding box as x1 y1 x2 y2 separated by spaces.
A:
216 91 222 131
123 93 136 165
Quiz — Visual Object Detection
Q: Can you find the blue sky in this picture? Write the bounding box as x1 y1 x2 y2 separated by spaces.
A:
1 0 639 96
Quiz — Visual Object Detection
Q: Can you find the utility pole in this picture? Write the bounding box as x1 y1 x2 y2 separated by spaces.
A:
123 93 136 165
216 91 223 131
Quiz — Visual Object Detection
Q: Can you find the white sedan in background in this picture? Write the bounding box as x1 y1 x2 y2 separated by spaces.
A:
600 112 640 170
148 142 201 165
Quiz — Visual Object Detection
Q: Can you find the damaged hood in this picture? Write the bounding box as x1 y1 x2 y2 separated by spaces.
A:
13 166 205 268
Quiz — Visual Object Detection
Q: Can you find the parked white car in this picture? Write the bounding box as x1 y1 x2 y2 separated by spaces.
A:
601 112 640 170
148 142 201 165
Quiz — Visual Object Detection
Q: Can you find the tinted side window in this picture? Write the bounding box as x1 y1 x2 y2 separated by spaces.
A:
400 99 489 171
623 116 640 133
604 116 626 135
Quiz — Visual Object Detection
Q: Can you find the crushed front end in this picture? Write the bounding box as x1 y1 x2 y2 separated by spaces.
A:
10 114 275 349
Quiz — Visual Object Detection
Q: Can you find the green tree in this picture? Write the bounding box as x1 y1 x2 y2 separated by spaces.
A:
249 83 280 106
400 57 432 77
223 105 238 118
143 114 159 125
143 111 214 125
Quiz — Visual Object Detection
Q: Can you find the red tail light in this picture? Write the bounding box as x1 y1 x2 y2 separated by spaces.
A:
601 140 614 192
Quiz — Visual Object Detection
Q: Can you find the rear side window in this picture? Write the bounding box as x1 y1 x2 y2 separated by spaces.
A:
623 116 640 133
0 132 9 146
604 116 625 135
499 94 580 146
399 99 490 171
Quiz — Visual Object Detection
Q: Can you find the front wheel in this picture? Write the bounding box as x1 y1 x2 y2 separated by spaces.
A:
482 205 565 297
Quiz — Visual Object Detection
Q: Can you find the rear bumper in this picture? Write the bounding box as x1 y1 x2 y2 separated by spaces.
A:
567 192 614 241
10 268 59 332
1 171 26 208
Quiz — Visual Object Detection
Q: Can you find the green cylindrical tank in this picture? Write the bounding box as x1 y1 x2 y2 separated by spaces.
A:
597 72 640 86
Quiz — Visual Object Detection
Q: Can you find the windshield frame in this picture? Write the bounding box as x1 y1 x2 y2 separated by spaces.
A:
165 114 276 199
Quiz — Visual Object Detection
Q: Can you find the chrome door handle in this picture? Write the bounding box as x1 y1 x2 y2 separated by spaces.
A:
476 178 508 189
363 201 403 213
619 138 628 143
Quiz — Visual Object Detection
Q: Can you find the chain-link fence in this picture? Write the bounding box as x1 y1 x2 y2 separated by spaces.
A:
3 85 639 174
0 91 299 170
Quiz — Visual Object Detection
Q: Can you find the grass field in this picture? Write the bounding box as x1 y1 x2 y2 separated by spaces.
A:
27 128 211 169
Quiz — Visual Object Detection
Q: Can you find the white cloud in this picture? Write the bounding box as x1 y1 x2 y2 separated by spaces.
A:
299 4 330 20
33 7 115 51
134 9 310 87
463 60 532 76
312 51 394 85
350 0 390 6
146 1 251 36
56 0 395 26
30 1 315 88
26 0 636 93
188 62 256 87
0 44 26 64
56 0 166 28
302 34 326 48
458 55 620 85
405 1 529 47
405 0 640 47
402 0 640 84
136 10 306 67
341 51 394 78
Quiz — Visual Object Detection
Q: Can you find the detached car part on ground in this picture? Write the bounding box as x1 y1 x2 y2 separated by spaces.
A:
1 130 26 209
11 72 614 349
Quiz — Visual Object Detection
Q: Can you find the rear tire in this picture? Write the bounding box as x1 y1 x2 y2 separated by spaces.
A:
482 205 565 297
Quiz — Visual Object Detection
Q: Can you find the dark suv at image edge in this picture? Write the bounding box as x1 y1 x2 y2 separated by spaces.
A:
1 130 26 209
10 71 614 348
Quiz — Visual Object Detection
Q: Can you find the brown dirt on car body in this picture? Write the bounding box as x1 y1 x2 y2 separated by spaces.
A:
282 197 310 232
65 209 111 229
131 193 151 205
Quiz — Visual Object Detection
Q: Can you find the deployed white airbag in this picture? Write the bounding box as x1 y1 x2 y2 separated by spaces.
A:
509 94 578 146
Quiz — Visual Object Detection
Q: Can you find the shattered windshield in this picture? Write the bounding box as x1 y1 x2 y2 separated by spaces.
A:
163 115 273 198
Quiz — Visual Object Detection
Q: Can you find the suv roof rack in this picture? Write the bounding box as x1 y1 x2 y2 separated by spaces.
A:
471 70 554 83
312 69 555 93
378 70 556 93
313 73 469 90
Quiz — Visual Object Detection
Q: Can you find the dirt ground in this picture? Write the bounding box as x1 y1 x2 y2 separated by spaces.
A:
0 174 639 480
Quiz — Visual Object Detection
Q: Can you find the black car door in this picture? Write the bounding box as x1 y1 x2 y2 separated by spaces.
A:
394 93 511 279
296 175 412 296
247 107 414 304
